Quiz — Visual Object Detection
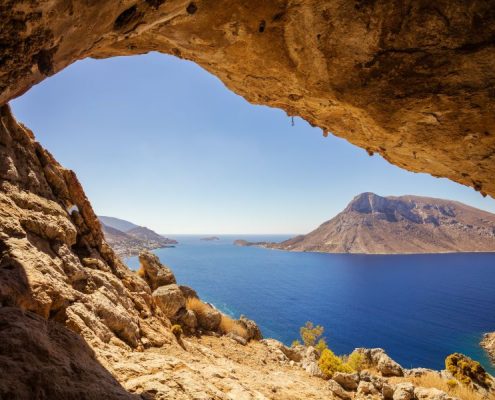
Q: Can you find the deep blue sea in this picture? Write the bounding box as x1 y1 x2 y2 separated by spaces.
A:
125 235 495 374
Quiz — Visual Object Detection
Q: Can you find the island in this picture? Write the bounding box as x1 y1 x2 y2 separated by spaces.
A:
200 236 220 241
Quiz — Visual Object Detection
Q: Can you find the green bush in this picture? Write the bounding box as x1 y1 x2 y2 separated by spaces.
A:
291 339 301 347
445 353 492 388
300 321 324 347
347 351 365 372
318 348 353 378
315 338 328 355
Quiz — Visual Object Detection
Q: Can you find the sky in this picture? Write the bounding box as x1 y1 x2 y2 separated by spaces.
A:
10 52 495 234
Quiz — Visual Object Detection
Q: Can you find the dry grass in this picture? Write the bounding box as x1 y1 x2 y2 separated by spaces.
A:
186 298 248 339
219 314 248 339
389 372 491 400
186 297 212 318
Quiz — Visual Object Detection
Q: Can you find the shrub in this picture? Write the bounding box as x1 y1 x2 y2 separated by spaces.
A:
389 372 486 400
347 351 365 372
446 379 458 390
318 348 353 378
300 321 324 347
315 338 328 355
171 324 183 338
291 340 301 347
186 297 212 319
445 353 492 388
219 314 248 339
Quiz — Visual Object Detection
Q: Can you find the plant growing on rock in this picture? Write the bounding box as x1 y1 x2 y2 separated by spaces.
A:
346 351 365 372
318 348 353 378
219 314 248 339
445 353 492 388
300 321 324 348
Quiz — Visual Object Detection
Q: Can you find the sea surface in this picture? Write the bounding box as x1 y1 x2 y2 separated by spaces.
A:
126 235 495 374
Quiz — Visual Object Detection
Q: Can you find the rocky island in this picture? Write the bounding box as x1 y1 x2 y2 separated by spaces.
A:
264 193 495 254
201 236 220 241
99 216 177 258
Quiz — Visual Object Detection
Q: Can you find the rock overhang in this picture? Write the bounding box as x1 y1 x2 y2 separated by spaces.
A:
1 0 495 196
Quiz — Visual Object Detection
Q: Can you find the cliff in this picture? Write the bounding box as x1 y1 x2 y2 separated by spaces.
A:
270 192 495 254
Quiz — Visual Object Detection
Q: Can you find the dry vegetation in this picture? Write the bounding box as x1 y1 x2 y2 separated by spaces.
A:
219 315 248 339
389 372 491 400
186 297 211 317
186 297 248 339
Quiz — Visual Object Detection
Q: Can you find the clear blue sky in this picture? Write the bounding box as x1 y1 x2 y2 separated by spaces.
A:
10 53 495 234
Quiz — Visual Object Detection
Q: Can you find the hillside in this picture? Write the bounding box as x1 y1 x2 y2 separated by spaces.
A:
99 215 139 232
268 193 495 254
99 217 177 258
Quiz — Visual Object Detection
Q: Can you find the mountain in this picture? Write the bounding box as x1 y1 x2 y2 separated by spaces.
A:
98 217 177 258
99 215 139 232
268 193 495 254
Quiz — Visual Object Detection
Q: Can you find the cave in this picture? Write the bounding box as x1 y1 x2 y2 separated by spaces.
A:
1 0 495 398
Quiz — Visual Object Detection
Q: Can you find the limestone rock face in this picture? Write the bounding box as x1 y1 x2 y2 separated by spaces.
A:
414 386 458 400
393 382 415 400
138 250 176 290
1 1 495 197
333 372 360 391
0 307 136 400
0 104 172 395
328 379 351 400
239 314 263 341
152 284 186 318
196 305 222 331
481 332 495 365
356 348 404 377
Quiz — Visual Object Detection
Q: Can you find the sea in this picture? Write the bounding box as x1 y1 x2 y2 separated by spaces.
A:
125 235 495 374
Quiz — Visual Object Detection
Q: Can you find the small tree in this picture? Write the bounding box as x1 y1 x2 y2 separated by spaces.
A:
300 321 324 347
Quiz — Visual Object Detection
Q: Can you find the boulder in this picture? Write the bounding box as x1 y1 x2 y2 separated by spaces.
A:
152 284 185 319
393 382 415 400
414 386 459 400
177 309 197 332
305 361 324 378
179 285 198 299
328 379 351 400
404 368 436 378
226 332 247 346
333 372 359 391
355 348 404 377
382 383 394 399
239 315 263 341
357 381 379 396
138 251 176 290
196 306 221 331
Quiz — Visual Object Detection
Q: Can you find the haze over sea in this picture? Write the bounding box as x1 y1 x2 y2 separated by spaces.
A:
126 235 495 374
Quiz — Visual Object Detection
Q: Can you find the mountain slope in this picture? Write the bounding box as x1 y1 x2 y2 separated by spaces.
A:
99 218 177 258
271 193 495 254
98 215 139 232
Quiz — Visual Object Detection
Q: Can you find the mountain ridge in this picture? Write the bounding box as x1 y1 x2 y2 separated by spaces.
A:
239 193 495 254
98 216 177 258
